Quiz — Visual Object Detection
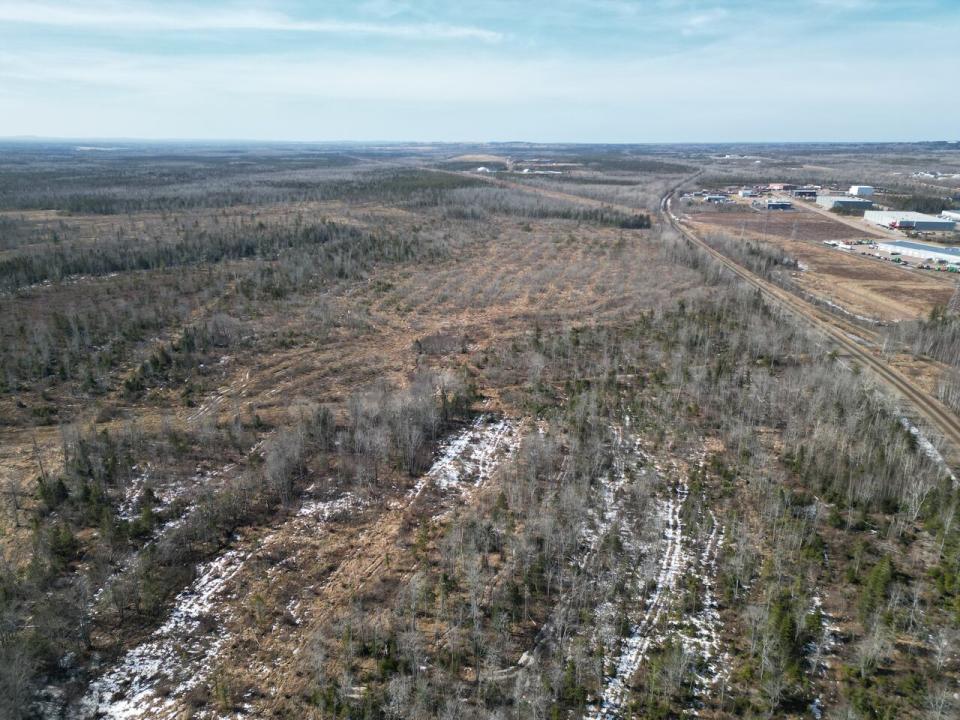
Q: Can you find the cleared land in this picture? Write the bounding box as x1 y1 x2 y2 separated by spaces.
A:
688 205 881 242
3 144 960 720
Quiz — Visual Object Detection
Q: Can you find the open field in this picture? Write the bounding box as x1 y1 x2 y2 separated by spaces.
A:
2 143 960 720
685 206 956 322
685 205 881 242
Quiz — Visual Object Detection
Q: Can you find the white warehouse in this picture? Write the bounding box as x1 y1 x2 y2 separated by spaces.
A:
876 240 960 264
864 211 955 231
849 185 875 197
942 210 960 223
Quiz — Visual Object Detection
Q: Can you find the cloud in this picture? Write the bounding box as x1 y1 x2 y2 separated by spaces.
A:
0 39 951 106
679 7 729 36
0 1 504 42
0 0 957 141
1 46 956 142
809 0 876 9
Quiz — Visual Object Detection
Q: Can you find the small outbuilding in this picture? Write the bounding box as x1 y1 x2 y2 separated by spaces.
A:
764 200 793 210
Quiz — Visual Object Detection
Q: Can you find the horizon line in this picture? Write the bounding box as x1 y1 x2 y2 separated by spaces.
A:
2 136 959 147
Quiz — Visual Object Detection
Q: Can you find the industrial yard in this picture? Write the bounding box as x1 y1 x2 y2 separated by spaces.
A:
682 185 957 322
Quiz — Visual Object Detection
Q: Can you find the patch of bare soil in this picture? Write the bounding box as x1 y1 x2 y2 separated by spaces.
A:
692 208 880 243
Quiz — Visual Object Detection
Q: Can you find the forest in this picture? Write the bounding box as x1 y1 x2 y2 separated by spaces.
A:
0 142 958 720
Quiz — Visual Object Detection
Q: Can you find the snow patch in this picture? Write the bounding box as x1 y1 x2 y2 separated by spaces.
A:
74 547 248 719
898 416 957 485
589 473 690 720
72 491 361 719
406 415 519 502
588 447 729 719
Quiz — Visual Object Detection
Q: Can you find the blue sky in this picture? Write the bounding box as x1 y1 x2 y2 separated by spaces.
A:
0 1 958 142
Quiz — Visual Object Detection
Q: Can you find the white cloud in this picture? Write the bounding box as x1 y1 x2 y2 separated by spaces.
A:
0 1 503 42
0 41 951 106
679 8 729 36
0 0 957 141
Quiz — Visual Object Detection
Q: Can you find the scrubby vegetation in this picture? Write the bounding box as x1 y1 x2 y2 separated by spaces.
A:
2 142 959 720
277 226 960 719
881 192 956 215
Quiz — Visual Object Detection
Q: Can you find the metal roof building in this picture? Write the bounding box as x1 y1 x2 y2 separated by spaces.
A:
876 240 960 264
849 185 875 197
942 210 960 223
865 211 955 231
816 195 873 211
757 199 793 210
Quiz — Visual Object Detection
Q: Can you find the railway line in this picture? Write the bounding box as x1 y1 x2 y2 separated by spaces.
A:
453 169 960 465
659 187 960 462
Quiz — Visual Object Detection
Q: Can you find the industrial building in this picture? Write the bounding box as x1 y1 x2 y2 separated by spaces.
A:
864 211 956 231
738 189 758 198
876 240 960 264
758 199 792 210
849 185 875 197
791 188 817 199
941 210 960 223
816 195 873 211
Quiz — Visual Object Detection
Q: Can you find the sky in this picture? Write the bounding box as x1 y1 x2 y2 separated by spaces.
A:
0 0 958 143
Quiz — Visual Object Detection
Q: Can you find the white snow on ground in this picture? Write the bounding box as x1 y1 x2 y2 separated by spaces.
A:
807 593 841 719
481 424 730 715
297 490 361 520
117 466 152 521
73 547 248 719
810 697 824 719
117 461 236 522
587 446 729 720
71 415 519 719
674 509 729 696
898 416 957 485
72 491 361 720
817 296 881 326
588 470 690 720
90 460 239 611
406 415 519 502
483 423 627 688
578 424 638 561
